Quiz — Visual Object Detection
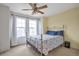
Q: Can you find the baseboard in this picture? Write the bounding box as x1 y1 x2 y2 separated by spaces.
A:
70 47 79 51
0 49 10 55
10 43 26 48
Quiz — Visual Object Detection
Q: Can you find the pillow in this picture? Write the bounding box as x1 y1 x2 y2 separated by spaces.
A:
46 31 64 36
46 31 57 35
57 31 64 36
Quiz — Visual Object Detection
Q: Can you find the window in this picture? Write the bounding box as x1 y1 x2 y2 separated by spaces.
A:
29 19 37 36
15 17 26 38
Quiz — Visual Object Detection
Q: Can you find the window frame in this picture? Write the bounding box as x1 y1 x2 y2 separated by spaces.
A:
29 19 39 36
15 16 26 38
11 14 40 39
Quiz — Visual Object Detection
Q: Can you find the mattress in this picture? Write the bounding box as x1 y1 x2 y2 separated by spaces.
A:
27 34 64 55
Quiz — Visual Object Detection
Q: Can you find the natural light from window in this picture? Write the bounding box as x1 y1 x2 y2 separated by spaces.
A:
16 17 26 38
29 19 37 36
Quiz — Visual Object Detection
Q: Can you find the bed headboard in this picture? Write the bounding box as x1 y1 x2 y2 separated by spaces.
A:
46 25 64 36
47 25 64 31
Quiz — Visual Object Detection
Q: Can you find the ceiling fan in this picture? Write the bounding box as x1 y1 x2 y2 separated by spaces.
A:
22 3 48 15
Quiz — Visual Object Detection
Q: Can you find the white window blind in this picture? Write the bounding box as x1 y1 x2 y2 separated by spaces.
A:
29 19 37 36
15 16 26 38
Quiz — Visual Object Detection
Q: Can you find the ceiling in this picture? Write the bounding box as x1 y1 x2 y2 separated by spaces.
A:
3 3 79 17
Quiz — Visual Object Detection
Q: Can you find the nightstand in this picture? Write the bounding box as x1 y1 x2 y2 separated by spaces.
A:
64 41 70 48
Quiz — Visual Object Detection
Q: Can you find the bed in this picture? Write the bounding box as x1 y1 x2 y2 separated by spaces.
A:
27 25 64 55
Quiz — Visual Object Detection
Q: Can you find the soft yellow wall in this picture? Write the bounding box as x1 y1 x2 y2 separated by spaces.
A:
43 17 48 34
43 7 79 49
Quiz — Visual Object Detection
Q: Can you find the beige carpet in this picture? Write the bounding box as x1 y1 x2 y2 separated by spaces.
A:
48 47 79 56
0 44 79 56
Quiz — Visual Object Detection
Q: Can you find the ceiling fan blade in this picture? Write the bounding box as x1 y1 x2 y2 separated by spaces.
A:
29 3 33 7
32 3 37 10
34 3 37 7
29 3 37 9
38 5 48 9
32 11 35 15
32 10 36 15
37 10 44 14
22 9 32 11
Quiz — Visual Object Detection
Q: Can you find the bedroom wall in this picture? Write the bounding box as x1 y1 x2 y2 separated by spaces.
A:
0 4 10 52
43 7 79 49
43 17 48 34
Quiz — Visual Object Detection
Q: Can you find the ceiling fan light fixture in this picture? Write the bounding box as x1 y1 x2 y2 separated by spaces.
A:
22 3 48 15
